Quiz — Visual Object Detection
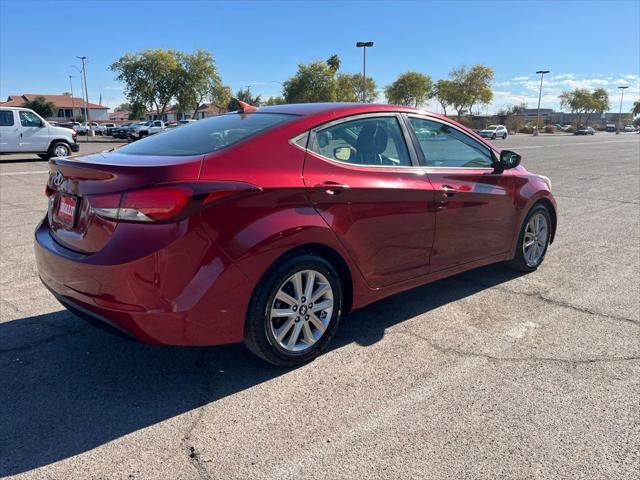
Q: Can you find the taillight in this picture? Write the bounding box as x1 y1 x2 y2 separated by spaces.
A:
86 182 259 223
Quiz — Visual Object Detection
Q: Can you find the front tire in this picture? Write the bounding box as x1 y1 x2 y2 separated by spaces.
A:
502 133 507 139
244 254 343 366
47 141 71 159
506 204 552 272
491 133 497 140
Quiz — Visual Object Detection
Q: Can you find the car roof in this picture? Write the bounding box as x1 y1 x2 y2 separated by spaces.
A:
257 102 432 117
0 106 34 111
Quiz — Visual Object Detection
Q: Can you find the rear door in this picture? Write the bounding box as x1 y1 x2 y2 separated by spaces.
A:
303 113 436 288
0 110 19 152
18 110 50 152
405 115 517 272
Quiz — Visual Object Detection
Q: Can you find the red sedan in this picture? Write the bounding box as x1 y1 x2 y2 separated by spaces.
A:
35 103 556 366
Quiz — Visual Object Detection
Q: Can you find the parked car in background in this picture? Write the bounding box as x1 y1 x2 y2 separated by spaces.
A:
35 102 557 366
113 123 133 139
0 106 79 159
165 121 178 129
135 120 165 138
94 123 116 135
605 124 616 132
575 126 595 135
58 121 80 132
102 123 118 135
624 125 636 132
127 121 152 140
478 124 508 140
77 122 99 135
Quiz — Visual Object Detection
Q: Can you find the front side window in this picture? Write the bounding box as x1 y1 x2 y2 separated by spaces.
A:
408 117 493 168
117 112 295 156
311 116 411 167
19 111 42 127
0 111 14 126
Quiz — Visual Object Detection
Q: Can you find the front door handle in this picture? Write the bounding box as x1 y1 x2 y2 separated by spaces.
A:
315 181 350 195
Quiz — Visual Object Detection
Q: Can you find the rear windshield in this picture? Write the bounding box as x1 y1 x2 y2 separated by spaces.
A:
117 113 295 156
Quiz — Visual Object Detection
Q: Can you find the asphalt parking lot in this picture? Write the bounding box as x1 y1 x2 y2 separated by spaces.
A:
1 133 639 479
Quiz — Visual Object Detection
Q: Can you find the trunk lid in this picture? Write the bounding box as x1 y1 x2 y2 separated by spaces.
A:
46 151 203 254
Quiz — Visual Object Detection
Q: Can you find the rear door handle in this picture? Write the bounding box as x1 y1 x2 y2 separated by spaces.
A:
315 181 350 195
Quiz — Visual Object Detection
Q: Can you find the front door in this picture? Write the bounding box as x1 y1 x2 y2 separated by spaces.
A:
406 116 517 272
303 114 436 288
18 110 49 152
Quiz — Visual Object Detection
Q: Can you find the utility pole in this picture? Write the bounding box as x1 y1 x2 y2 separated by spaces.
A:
68 75 75 120
77 56 93 136
535 70 550 135
356 42 374 102
617 85 628 134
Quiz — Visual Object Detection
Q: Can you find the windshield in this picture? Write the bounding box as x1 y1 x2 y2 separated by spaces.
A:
117 112 296 156
487 125 499 129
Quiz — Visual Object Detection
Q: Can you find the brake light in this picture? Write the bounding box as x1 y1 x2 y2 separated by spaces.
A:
86 182 259 223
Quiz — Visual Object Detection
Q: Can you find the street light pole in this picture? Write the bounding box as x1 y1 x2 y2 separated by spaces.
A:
535 70 550 134
356 41 374 103
77 56 93 136
68 75 75 120
617 86 628 134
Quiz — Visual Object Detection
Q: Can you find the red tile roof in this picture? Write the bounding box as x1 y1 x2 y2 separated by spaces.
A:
0 94 108 110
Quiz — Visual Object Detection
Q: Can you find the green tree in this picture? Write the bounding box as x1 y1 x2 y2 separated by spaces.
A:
22 96 56 118
128 101 146 120
559 88 610 126
110 48 181 119
115 103 131 112
283 60 337 103
384 71 433 107
326 54 341 74
448 64 494 118
264 96 286 105
211 84 232 110
434 79 459 116
175 49 221 119
631 99 640 116
336 73 377 103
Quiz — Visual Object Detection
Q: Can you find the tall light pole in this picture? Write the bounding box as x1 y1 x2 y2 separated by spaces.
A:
77 56 93 136
617 85 628 134
68 75 75 120
535 70 550 134
356 41 374 103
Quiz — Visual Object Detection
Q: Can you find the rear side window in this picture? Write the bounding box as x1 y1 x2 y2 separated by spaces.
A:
117 113 295 156
311 116 411 167
0 111 14 126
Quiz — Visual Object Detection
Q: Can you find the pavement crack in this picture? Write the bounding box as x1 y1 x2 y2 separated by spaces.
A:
0 326 89 359
553 194 639 205
180 349 215 480
462 279 640 327
403 331 640 366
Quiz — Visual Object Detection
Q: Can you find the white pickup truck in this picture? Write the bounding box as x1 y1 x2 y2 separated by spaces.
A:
0 107 79 159
134 119 165 139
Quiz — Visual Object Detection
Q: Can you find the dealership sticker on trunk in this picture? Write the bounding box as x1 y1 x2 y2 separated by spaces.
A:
56 195 77 227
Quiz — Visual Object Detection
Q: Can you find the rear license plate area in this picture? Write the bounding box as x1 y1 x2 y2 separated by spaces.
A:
55 194 78 228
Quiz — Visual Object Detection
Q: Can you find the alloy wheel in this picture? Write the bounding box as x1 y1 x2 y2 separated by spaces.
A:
54 144 70 157
523 213 548 267
269 269 334 353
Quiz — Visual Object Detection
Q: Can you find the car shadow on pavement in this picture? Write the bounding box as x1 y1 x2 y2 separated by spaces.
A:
0 264 523 476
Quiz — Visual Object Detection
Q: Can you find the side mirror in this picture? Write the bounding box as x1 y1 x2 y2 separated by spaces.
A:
496 150 521 171
334 146 352 162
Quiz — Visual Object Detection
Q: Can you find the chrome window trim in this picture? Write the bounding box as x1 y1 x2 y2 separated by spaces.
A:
404 114 496 169
307 112 421 169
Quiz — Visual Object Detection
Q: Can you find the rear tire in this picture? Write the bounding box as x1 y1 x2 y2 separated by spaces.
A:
506 204 552 272
244 254 343 367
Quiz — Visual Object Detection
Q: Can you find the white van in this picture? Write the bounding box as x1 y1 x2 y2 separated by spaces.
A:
0 107 79 159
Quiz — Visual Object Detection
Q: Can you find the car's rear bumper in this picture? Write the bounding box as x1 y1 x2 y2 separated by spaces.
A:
34 217 254 346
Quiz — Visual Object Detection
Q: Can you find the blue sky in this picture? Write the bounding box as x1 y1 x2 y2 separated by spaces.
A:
1 0 638 113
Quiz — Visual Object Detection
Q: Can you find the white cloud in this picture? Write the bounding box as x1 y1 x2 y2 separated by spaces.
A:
511 76 529 81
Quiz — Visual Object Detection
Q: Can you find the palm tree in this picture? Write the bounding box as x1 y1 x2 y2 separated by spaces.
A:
632 99 640 117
